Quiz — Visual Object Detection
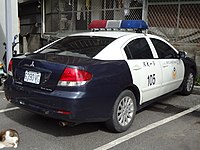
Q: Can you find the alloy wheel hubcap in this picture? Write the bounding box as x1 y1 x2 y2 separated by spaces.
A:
117 96 134 127
186 73 194 92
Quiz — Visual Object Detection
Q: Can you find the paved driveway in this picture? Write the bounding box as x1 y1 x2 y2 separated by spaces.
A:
0 89 200 150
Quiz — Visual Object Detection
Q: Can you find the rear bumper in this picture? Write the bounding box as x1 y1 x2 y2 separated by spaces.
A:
8 98 72 122
4 79 117 123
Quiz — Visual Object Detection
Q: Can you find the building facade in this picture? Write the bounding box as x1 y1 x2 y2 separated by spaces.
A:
0 0 19 64
19 0 200 47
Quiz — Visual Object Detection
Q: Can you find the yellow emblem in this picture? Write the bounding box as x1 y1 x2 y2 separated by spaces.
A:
172 67 177 79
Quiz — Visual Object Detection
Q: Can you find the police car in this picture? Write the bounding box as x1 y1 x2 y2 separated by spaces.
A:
4 20 196 132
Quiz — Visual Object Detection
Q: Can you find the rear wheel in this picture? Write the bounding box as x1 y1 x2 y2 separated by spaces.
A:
180 69 195 96
105 90 136 133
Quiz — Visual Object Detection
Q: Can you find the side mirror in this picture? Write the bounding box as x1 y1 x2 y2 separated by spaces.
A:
177 51 187 59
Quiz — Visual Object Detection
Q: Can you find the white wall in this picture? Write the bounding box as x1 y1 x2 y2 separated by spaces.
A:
0 0 19 62
0 0 6 62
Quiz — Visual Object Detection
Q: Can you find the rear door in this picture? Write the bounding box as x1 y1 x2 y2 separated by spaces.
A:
122 36 162 104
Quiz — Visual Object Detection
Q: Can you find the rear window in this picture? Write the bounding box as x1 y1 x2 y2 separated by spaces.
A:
39 36 115 58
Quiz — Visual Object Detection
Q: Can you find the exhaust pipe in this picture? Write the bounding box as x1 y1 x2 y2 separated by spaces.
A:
59 121 69 127
59 121 77 127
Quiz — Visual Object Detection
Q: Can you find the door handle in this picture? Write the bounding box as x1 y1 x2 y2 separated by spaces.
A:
162 64 168 68
132 65 142 70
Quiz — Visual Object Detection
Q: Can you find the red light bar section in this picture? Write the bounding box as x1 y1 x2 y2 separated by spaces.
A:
88 20 107 29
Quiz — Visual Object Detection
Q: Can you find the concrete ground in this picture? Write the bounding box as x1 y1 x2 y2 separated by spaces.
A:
0 84 200 150
193 86 200 95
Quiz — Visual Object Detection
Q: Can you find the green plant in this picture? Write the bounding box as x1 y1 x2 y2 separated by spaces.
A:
195 76 200 86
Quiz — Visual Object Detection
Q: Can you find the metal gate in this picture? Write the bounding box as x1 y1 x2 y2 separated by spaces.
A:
147 0 200 44
43 0 200 44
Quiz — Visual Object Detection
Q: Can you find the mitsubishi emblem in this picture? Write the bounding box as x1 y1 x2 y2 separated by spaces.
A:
30 61 35 67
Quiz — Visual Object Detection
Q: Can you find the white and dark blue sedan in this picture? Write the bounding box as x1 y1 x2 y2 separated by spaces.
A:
4 20 196 132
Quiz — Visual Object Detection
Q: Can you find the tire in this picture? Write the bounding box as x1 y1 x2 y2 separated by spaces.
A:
180 69 195 96
105 90 137 133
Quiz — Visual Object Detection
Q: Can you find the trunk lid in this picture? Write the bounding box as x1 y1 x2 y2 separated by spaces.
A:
12 53 94 91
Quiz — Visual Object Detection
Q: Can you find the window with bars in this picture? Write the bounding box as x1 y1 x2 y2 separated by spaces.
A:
44 0 143 33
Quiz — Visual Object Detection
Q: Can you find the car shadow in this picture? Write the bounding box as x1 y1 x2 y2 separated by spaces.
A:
4 104 109 137
135 94 186 116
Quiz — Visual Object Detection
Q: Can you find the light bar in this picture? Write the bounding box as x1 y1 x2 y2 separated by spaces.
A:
121 20 148 29
106 20 122 28
88 20 148 30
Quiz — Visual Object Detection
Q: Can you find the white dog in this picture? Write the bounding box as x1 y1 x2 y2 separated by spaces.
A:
0 129 19 149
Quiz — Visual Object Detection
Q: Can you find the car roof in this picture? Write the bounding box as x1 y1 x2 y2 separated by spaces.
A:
69 31 169 43
70 31 145 38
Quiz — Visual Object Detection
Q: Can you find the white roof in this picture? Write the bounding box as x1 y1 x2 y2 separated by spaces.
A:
70 31 145 39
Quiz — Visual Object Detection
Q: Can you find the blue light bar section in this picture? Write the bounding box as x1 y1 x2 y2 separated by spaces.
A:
120 20 148 29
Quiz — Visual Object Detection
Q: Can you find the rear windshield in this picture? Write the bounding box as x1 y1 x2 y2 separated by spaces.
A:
39 36 115 58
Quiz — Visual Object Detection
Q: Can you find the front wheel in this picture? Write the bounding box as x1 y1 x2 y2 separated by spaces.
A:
180 69 195 96
105 90 137 133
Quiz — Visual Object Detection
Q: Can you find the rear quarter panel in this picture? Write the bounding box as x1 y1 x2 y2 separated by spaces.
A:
79 60 133 119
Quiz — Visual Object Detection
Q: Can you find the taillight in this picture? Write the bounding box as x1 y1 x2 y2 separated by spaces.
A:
8 59 13 76
58 67 92 86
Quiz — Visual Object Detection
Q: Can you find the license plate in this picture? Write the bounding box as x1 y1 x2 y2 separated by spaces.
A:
24 70 41 84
